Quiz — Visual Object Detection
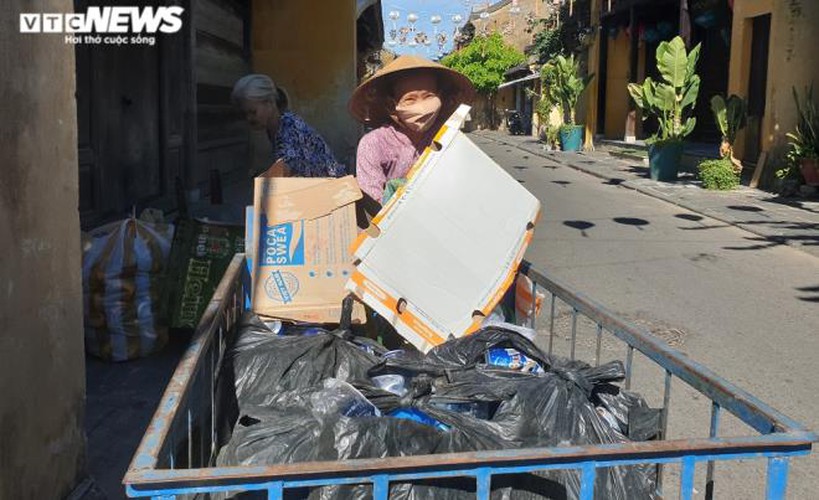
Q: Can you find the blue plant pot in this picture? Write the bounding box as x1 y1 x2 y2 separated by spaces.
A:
648 141 684 181
559 126 584 152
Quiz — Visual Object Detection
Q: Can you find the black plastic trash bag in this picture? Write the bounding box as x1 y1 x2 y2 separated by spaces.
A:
220 321 658 499
226 319 387 408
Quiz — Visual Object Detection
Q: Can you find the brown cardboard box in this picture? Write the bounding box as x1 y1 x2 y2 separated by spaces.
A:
252 164 365 323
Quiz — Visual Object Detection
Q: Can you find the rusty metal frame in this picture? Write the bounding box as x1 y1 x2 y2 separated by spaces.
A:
124 255 815 499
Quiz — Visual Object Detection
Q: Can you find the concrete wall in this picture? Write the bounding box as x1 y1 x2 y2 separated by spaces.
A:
728 0 819 176
252 0 360 173
0 1 86 498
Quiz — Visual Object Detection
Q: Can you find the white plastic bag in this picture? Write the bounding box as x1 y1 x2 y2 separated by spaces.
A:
82 216 174 361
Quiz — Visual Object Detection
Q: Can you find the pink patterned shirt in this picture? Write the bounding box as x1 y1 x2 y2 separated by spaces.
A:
355 124 434 203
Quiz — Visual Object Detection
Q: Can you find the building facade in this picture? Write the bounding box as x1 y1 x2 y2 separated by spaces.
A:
727 0 819 177
460 0 554 133
585 0 819 185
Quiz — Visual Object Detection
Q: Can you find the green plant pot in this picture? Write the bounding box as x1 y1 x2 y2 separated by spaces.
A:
559 126 584 152
648 141 684 181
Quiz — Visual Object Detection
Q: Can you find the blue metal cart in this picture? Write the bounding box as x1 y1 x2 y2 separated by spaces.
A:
123 254 815 499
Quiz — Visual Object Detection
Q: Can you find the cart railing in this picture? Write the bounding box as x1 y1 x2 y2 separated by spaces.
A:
124 254 815 499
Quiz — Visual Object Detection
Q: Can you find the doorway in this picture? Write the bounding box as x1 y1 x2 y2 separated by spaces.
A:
744 14 771 162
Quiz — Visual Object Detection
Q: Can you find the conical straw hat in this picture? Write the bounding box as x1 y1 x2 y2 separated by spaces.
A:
349 55 476 126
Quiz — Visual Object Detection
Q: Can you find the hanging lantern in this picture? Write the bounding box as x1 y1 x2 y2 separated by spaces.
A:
388 10 400 22
437 32 448 51
407 12 419 24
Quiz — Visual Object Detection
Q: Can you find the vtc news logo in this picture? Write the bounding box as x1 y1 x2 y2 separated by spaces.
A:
20 6 184 34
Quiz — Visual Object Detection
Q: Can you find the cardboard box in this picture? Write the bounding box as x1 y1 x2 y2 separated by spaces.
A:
346 105 541 352
165 218 245 329
251 164 365 323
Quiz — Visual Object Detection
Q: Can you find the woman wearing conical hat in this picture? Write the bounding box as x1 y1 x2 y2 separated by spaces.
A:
349 55 476 204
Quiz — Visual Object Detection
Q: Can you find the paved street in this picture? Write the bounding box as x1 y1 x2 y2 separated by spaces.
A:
472 132 819 498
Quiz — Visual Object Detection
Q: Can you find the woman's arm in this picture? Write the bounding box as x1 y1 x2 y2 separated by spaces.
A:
355 132 388 203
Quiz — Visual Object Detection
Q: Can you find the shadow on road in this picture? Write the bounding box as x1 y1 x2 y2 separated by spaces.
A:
613 217 650 230
727 205 769 218
762 196 819 214
796 285 819 303
563 220 595 237
624 165 650 177
723 233 819 251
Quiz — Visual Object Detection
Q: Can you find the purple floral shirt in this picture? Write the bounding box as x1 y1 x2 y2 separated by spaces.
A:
270 112 346 177
355 124 435 202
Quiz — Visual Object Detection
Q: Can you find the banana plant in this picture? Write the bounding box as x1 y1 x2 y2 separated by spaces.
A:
711 94 747 155
628 36 702 144
711 94 747 172
542 54 595 127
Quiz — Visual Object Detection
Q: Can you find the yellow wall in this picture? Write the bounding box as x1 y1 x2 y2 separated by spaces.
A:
729 0 819 170
583 0 600 148
604 31 631 138
252 0 360 170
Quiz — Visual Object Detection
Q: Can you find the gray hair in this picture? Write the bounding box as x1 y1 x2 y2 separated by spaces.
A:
231 74 289 111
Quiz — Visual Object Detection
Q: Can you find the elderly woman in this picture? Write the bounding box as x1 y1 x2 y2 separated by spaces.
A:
232 74 346 177
348 56 475 204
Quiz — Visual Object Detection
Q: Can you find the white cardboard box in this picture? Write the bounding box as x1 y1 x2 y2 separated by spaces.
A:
346 105 541 352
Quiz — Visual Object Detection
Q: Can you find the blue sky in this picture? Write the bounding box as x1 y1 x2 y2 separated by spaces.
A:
381 0 481 59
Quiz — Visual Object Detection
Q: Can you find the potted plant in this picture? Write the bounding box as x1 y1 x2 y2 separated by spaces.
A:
542 54 594 152
711 94 747 173
787 86 819 186
628 36 702 181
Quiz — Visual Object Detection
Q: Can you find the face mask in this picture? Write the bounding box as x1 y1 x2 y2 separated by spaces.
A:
394 95 442 133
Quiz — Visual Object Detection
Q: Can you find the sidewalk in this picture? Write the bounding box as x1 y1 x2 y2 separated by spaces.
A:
474 130 819 259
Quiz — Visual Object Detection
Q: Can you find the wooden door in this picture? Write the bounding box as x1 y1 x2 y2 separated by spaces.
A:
75 0 189 228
